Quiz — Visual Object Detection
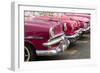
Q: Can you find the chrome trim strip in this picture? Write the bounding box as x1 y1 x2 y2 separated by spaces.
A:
25 36 44 40
82 26 90 32
64 23 67 31
43 35 64 46
49 32 64 41
65 33 79 38
49 26 55 37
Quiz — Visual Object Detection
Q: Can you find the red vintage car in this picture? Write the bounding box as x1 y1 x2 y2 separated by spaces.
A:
24 17 70 61
65 14 90 33
35 15 82 43
60 19 82 42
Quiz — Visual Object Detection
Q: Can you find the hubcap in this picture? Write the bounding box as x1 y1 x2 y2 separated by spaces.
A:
24 47 30 61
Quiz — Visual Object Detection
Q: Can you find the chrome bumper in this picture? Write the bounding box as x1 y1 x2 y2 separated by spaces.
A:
75 28 83 35
36 38 70 56
65 28 82 43
65 33 79 43
82 26 90 32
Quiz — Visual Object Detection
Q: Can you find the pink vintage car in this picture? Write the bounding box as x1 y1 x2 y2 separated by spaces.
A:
35 15 82 43
24 18 70 61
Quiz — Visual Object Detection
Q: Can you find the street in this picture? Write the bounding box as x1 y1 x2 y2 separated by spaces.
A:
35 33 90 61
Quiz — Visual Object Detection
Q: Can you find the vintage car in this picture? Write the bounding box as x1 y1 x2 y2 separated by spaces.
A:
66 15 90 33
60 19 82 42
24 17 70 61
35 15 82 43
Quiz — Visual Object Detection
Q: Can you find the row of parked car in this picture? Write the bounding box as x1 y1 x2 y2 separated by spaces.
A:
24 12 90 61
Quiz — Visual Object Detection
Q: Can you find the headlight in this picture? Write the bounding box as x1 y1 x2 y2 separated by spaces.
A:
63 23 67 31
49 27 55 38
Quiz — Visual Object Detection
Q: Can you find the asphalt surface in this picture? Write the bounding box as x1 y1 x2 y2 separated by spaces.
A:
35 33 90 61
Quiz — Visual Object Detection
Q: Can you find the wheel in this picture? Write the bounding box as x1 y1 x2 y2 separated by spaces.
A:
24 44 36 61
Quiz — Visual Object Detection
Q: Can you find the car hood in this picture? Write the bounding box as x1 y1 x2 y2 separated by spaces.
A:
25 17 59 29
69 16 89 22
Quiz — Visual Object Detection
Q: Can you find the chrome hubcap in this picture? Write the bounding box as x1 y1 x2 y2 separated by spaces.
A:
24 47 30 61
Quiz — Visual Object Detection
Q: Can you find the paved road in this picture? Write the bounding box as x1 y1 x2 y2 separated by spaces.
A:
35 33 90 61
